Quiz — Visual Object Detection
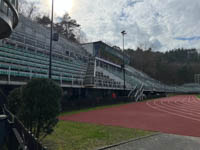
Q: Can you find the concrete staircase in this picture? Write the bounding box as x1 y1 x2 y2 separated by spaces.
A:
83 57 95 87
128 84 144 102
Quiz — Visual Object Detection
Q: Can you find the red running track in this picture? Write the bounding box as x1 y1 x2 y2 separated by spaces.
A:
60 95 200 137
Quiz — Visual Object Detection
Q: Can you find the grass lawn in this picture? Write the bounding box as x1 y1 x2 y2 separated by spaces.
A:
43 102 153 150
197 95 200 99
60 102 132 116
43 121 153 150
60 95 169 117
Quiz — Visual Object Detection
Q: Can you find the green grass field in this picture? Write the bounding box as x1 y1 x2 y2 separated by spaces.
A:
60 102 131 116
43 102 153 150
197 95 200 99
43 121 153 150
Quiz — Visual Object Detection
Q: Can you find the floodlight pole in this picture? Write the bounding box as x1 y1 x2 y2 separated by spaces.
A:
121 30 127 92
49 0 54 79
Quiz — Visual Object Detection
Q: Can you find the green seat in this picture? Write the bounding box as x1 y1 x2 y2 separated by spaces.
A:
0 70 8 75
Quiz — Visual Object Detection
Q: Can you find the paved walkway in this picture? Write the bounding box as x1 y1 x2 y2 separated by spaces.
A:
100 134 200 150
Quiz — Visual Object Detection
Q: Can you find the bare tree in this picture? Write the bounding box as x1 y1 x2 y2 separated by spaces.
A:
28 2 37 18
18 0 39 20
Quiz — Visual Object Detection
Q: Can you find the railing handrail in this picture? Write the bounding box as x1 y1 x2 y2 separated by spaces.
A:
2 0 19 28
128 85 137 98
1 104 47 150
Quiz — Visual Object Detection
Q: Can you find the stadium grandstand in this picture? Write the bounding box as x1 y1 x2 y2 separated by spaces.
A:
0 14 200 101
1 2 200 150
1 9 200 150
0 15 89 88
0 6 49 149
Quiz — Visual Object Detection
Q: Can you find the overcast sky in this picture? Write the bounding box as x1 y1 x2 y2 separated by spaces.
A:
39 0 200 52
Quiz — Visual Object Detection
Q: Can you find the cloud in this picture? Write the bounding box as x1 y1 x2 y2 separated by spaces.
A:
39 0 200 51
175 36 200 41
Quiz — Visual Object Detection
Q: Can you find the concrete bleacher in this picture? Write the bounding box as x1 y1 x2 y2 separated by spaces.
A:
0 15 199 93
0 15 89 87
93 56 199 94
0 44 87 87
95 57 167 92
13 15 89 59
95 66 124 89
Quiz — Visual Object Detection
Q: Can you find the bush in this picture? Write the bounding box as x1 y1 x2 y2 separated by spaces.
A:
8 78 63 139
7 87 23 115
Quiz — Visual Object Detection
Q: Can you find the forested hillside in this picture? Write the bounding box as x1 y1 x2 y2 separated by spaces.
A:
125 48 200 85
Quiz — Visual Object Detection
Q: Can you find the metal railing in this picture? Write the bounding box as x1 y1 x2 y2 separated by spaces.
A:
135 84 144 102
0 0 19 28
1 105 47 150
128 85 137 98
0 0 19 38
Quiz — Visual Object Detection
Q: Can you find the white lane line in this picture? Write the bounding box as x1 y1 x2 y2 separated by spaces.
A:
174 96 200 109
161 96 200 116
146 102 200 122
158 101 200 117
155 98 200 119
158 96 200 109
146 96 200 122
165 97 200 113
163 101 200 113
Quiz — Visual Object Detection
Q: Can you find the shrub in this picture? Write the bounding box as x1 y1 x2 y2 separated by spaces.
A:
7 87 23 115
8 78 62 139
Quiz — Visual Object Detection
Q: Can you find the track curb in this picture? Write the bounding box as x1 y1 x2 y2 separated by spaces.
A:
95 133 160 150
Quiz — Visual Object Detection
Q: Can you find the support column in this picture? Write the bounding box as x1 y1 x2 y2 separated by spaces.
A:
8 66 11 84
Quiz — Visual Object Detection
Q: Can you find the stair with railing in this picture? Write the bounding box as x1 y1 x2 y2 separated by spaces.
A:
128 85 137 99
135 84 144 102
83 58 95 87
128 84 144 102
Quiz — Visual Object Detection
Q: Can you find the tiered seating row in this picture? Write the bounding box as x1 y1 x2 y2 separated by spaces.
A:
1 45 87 72
98 62 167 92
0 45 88 86
95 71 122 89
